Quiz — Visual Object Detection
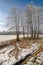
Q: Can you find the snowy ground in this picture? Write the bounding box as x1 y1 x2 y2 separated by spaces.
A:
0 35 28 42
0 35 16 42
24 52 43 65
0 42 40 65
0 34 43 42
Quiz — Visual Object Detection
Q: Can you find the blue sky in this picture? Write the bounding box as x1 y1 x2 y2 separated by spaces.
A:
0 0 43 12
0 0 43 31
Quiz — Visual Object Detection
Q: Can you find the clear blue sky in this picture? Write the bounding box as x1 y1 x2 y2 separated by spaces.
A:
0 0 43 13
0 0 43 31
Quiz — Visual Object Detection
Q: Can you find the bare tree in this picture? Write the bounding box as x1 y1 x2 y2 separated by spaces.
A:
37 9 43 37
25 5 43 38
25 5 33 37
6 7 22 41
21 13 25 38
6 5 43 40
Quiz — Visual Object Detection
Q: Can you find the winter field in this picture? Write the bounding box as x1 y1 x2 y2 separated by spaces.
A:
0 0 43 65
0 35 25 42
0 36 43 65
0 35 17 42
0 35 43 42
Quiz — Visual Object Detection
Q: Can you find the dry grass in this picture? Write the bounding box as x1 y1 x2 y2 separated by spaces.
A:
0 37 43 64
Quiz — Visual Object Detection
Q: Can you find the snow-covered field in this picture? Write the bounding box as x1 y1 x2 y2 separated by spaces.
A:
0 43 40 65
0 35 43 42
0 35 27 42
0 35 16 42
24 52 43 65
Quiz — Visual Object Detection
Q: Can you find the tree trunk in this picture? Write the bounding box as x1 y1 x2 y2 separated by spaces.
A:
23 26 25 38
37 12 39 38
30 22 33 37
27 27 28 38
31 29 33 37
34 31 36 37
17 31 19 41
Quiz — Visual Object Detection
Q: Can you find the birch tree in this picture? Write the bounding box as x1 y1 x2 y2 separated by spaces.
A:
25 5 33 37
6 7 22 41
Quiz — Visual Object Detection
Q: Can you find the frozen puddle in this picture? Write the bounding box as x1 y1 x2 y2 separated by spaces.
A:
0 43 40 65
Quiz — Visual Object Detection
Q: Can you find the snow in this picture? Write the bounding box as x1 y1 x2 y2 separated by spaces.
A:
0 35 29 42
36 59 42 64
0 45 15 53
24 52 43 65
0 45 15 64
2 56 17 65
18 43 40 60
29 57 34 61
0 35 16 42
36 52 43 64
0 43 40 65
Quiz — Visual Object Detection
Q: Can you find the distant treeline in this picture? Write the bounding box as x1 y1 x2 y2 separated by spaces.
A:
0 32 15 35
0 31 27 35
0 32 43 35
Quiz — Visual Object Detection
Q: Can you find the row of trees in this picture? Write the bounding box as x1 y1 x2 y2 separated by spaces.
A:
6 5 43 40
25 5 43 37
